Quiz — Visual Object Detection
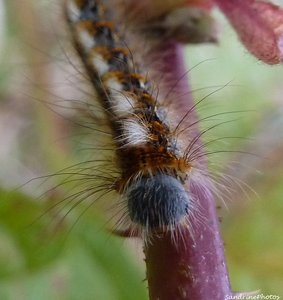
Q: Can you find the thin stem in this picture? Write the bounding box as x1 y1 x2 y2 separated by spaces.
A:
144 42 232 300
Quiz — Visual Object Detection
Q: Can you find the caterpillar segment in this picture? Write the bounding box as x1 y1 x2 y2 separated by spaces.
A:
65 0 192 232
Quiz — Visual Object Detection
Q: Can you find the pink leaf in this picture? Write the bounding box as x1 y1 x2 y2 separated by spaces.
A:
215 0 283 64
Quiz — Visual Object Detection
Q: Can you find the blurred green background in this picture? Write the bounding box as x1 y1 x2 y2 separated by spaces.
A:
1 0 283 299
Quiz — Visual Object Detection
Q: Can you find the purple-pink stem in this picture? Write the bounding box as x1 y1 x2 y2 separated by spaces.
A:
144 42 232 300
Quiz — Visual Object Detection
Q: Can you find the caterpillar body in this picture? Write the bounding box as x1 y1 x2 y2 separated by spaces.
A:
65 0 195 234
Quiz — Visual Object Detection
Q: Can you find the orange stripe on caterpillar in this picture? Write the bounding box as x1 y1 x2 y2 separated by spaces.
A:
117 146 191 186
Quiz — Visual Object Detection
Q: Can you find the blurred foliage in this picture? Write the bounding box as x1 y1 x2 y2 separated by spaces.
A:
0 189 147 300
0 0 283 299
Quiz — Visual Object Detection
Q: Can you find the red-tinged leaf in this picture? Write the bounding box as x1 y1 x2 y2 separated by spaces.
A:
215 0 283 64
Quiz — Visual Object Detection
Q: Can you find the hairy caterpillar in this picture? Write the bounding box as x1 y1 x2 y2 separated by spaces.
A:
63 0 204 236
3 1 283 298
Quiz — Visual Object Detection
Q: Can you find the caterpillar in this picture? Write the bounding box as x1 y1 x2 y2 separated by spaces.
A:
64 0 202 236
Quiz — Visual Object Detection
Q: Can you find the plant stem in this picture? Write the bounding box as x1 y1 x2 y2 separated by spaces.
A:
144 42 232 300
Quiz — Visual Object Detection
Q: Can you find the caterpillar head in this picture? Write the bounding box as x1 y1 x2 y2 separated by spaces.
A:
126 173 190 231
